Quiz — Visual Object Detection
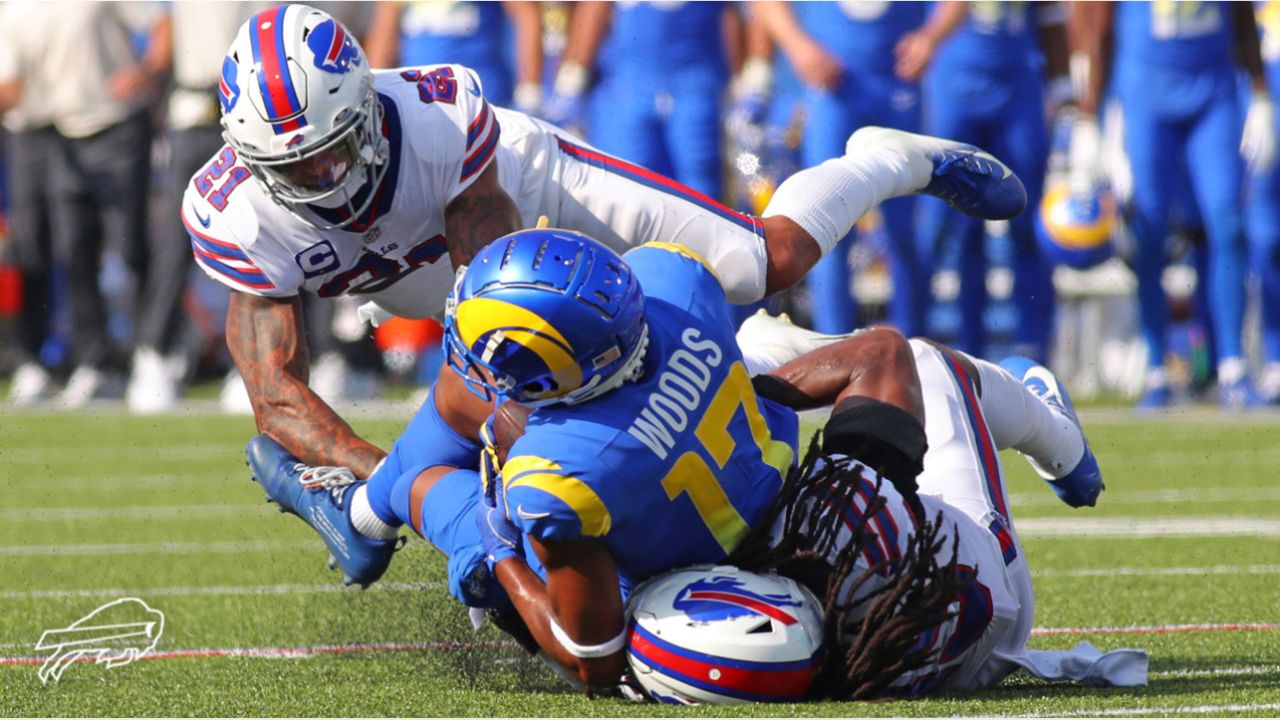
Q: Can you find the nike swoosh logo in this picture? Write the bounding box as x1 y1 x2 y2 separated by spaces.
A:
468 81 481 97
516 505 550 521
192 206 212 228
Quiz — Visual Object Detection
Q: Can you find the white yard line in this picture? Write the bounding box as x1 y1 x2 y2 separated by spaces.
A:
1034 564 1280 578
1031 622 1280 636
1015 517 1280 538
1008 486 1280 508
1033 702 1280 717
0 504 259 521
0 581 439 600
0 540 320 556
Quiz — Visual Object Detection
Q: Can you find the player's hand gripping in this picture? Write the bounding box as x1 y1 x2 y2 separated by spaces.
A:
478 419 522 568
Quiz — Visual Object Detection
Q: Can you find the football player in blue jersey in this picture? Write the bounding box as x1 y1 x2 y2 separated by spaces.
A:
898 1 1071 362
1070 1 1274 409
365 1 544 113
543 2 732 199
1248 0 1280 404
248 226 1126 697
753 1 929 338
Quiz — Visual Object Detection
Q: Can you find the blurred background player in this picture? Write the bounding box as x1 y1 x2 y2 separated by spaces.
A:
1069 1 1274 409
899 1 1070 363
1249 0 1280 405
46 3 170 407
365 1 544 114
753 1 929 337
544 2 733 200
127 2 268 414
0 3 59 405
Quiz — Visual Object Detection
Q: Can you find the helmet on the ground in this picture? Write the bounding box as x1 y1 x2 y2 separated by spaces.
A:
443 228 648 406
1035 180 1117 270
625 565 825 705
219 4 386 228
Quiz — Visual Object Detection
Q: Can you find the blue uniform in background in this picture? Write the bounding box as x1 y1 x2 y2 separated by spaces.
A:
917 1 1053 360
587 1 728 199
1249 1 1280 385
503 244 799 599
796 1 927 336
1112 1 1247 376
395 1 515 105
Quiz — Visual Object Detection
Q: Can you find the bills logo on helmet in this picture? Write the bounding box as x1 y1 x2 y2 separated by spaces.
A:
307 19 360 75
672 576 802 626
219 55 240 113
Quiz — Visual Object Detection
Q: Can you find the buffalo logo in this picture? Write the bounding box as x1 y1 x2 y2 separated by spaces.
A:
286 134 306 149
307 19 361 75
219 55 240 113
35 598 165 684
672 576 802 626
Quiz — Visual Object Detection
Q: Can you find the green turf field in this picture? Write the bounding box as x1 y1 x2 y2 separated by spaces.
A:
2 407 1278 717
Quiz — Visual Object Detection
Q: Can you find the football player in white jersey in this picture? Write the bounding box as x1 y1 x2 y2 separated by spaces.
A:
191 4 1027 482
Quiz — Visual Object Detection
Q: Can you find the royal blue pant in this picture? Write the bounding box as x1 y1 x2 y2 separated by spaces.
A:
1248 82 1280 366
918 67 1051 360
1117 64 1246 368
803 70 925 336
588 70 724 200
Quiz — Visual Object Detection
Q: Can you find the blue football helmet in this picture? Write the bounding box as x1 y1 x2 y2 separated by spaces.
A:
1035 180 1117 270
443 228 649 406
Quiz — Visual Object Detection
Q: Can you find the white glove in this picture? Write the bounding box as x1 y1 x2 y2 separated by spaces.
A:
1241 91 1277 175
1068 114 1104 192
356 300 394 328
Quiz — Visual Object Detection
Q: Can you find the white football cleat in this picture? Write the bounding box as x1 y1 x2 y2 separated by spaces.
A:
58 365 125 408
8 362 53 406
735 309 855 376
126 347 180 414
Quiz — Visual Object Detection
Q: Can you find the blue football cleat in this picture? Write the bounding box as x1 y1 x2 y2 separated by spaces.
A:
246 435 400 588
999 357 1104 508
846 127 1027 220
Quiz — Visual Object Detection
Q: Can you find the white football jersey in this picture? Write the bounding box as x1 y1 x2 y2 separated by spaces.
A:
182 64 569 319
775 461 1022 695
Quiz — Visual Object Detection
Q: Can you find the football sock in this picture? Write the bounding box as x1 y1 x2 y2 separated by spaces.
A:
349 484 400 540
971 355 1085 480
763 140 921 256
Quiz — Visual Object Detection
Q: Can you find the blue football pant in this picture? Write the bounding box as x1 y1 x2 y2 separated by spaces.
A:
918 69 1051 360
1119 70 1246 367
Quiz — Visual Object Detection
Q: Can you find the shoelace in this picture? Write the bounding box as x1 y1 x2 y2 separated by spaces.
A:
296 465 358 503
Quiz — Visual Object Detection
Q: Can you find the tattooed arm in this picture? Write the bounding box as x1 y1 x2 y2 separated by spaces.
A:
226 291 386 478
445 162 524 268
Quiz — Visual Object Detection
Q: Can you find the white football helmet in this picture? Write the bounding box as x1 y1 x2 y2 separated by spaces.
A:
625 565 825 705
219 4 388 229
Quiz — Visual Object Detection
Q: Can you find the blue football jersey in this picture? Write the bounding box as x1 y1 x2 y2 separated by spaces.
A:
932 1 1041 75
1114 1 1233 72
500 243 800 590
797 1 925 76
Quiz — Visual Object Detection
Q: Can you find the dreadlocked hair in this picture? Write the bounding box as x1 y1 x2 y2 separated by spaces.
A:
728 431 973 701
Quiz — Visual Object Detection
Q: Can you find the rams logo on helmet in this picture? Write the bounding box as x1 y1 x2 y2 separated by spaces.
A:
1036 181 1117 270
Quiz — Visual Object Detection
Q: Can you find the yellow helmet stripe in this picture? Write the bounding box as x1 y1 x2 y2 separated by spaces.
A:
455 297 583 391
